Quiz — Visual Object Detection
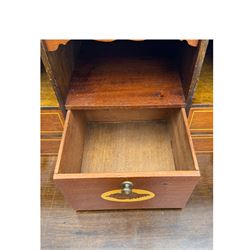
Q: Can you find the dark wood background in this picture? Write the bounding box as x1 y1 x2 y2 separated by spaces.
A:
41 153 212 249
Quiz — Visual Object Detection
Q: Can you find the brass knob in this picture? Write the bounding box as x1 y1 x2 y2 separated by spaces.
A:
121 181 133 195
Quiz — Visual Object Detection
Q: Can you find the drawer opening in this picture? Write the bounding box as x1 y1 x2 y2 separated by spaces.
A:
46 40 201 109
55 108 198 174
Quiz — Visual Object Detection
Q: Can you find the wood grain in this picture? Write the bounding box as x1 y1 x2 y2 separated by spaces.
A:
81 121 176 173
169 109 199 171
42 154 212 249
54 175 199 210
54 108 200 210
41 138 61 155
55 110 86 174
40 109 64 135
188 108 213 134
192 135 213 153
66 56 185 109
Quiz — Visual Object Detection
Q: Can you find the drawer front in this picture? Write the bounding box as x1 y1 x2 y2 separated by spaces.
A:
188 108 213 134
192 135 213 153
41 110 64 135
41 138 61 155
54 175 199 210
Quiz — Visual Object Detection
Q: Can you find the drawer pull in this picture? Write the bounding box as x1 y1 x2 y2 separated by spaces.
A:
101 182 155 203
121 181 133 195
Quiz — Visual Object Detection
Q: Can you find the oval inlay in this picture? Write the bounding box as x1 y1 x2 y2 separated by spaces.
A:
101 189 155 202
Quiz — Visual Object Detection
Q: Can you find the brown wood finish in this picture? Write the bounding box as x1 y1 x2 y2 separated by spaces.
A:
66 56 185 109
55 110 86 174
81 121 176 173
44 40 70 51
54 175 199 210
44 39 199 52
192 135 213 153
168 109 199 171
41 138 61 155
54 108 199 210
41 109 64 135
42 154 212 249
41 40 81 105
180 40 209 113
188 108 213 134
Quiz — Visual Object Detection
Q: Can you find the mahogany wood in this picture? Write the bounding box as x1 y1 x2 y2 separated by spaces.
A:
66 56 185 109
41 109 64 135
54 108 200 210
188 108 213 134
192 135 213 153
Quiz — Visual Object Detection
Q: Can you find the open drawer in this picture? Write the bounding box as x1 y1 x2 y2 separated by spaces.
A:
54 108 200 210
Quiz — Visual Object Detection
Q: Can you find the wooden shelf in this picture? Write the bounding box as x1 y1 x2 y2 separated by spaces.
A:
66 56 185 109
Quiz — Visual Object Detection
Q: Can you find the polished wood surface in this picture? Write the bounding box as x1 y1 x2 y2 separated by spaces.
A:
40 109 64 135
66 56 185 109
54 108 199 210
41 153 212 249
188 108 213 134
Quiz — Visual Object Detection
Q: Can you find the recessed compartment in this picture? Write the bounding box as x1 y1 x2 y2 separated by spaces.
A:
62 40 201 109
54 108 200 210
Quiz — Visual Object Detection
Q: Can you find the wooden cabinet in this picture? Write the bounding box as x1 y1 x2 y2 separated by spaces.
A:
188 41 213 153
42 40 208 210
40 62 64 155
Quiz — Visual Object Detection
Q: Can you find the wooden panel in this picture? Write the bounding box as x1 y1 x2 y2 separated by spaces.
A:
180 40 209 108
41 110 64 134
84 108 171 122
41 138 61 155
192 49 213 104
40 67 59 107
66 56 185 109
168 109 199 171
192 135 213 153
188 108 213 134
81 121 176 173
55 110 86 174
54 174 199 210
41 40 81 103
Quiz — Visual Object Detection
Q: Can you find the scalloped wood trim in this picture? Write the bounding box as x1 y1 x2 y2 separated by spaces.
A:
43 39 199 51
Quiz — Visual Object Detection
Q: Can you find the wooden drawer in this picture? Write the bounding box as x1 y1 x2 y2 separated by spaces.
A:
188 108 213 134
41 138 61 155
192 135 213 153
41 110 64 135
54 108 200 210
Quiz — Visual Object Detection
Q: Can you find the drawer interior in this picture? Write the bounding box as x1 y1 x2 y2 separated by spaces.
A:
56 108 197 174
